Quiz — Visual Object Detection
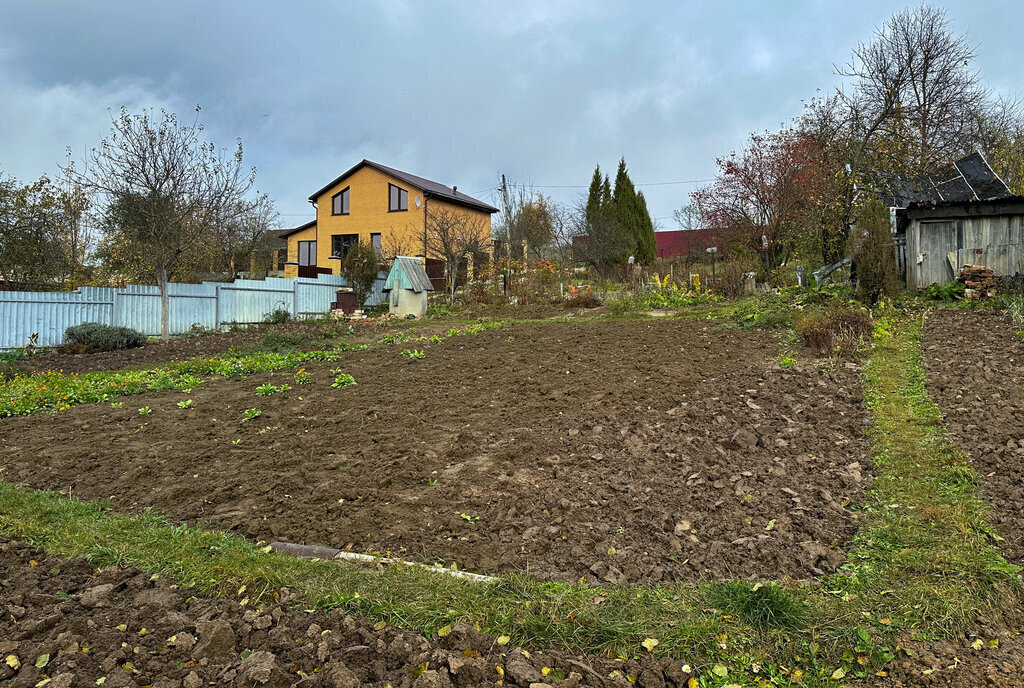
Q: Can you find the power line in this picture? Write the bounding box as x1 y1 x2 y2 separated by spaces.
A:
476 178 715 193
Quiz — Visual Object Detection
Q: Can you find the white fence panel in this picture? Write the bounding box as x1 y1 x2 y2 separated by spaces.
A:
0 272 376 349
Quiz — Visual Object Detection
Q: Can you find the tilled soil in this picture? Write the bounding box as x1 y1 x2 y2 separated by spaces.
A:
921 308 1024 566
0 536 685 688
0 319 871 583
881 306 1024 688
878 628 1024 688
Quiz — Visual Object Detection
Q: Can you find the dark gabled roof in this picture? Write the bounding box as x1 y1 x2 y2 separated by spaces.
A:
383 256 434 293
880 152 1011 208
308 159 498 214
278 219 316 239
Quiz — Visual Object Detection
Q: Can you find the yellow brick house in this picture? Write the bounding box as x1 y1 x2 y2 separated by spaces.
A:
282 160 497 279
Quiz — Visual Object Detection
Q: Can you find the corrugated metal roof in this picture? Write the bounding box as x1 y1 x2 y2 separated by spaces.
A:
383 256 434 293
881 152 1011 207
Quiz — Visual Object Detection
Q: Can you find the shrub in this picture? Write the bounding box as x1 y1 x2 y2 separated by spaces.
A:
64 322 147 351
732 295 791 330
712 259 755 298
794 302 872 356
340 241 381 306
264 305 292 324
854 199 901 304
258 331 312 352
183 322 218 338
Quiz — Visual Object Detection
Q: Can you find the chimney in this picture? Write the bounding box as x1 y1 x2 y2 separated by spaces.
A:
452 185 457 195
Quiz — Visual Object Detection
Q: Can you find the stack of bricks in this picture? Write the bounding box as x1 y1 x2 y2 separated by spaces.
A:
959 264 997 299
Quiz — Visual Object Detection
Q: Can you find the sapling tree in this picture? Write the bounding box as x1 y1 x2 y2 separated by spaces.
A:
64 107 261 340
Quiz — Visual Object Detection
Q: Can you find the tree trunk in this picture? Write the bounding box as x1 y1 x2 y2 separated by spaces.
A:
158 264 170 342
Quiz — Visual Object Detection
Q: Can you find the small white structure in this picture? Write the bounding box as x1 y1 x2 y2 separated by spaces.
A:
383 256 434 318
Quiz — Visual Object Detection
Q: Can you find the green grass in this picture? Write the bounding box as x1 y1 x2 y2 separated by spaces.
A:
0 308 1018 686
826 312 1020 634
0 344 366 417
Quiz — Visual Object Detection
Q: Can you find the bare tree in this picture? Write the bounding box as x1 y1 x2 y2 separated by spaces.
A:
64 107 258 340
494 175 554 259
425 205 488 302
381 228 419 264
672 203 701 231
837 4 987 178
207 193 278 276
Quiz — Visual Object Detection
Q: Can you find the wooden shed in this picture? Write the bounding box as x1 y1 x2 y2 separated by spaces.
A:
902 197 1024 289
883 152 1024 289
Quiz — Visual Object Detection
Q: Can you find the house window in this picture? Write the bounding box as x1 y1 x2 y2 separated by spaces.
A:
371 232 382 257
297 241 316 266
388 183 408 212
331 234 359 260
332 188 350 215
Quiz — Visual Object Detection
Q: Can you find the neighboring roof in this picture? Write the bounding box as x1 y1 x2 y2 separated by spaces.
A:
308 159 499 213
881 152 1011 208
655 229 721 258
383 256 434 293
277 219 316 239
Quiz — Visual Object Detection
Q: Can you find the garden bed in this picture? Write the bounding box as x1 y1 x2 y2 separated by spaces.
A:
0 318 872 584
921 308 1024 567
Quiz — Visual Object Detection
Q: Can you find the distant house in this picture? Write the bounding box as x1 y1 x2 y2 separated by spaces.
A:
281 160 498 279
881 153 1024 289
655 229 721 258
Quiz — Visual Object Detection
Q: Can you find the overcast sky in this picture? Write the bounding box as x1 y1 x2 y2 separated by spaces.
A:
1 1 1020 229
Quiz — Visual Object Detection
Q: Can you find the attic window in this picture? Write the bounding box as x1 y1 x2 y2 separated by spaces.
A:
332 188 350 215
389 183 408 212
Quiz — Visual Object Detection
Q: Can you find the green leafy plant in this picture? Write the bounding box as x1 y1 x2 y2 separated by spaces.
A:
330 371 356 388
241 408 262 421
293 369 312 385
925 280 965 303
378 332 411 345
176 399 193 409
732 295 792 330
401 348 425 360
776 353 797 368
138 406 151 415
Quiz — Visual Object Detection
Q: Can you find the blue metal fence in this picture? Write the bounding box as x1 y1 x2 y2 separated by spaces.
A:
0 273 386 349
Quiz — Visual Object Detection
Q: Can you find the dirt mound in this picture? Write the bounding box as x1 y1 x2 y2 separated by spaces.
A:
921 308 1024 565
0 536 688 688
0 319 870 583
